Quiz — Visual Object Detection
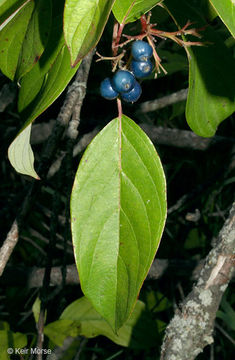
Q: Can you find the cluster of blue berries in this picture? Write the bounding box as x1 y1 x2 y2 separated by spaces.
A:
100 40 153 103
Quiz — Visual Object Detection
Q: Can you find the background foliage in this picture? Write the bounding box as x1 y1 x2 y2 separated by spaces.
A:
0 0 235 359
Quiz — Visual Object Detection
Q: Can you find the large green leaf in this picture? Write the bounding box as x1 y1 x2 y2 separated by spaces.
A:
18 0 65 113
71 115 167 331
15 0 52 79
0 0 34 80
209 0 235 38
165 0 235 137
45 297 158 348
63 0 115 67
0 0 27 25
112 0 161 24
8 45 80 178
0 0 52 80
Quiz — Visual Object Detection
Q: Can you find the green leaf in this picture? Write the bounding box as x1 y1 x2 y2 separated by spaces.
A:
18 0 65 113
9 45 80 178
71 115 167 331
60 296 158 348
157 49 188 78
0 330 27 359
217 297 235 331
0 0 52 80
0 0 34 80
20 45 80 123
8 123 40 179
112 0 161 24
209 0 235 38
32 297 47 324
16 0 52 79
44 319 81 346
64 0 115 67
165 0 235 137
0 0 27 25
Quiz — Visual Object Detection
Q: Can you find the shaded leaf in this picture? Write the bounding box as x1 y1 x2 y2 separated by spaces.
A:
112 0 161 24
217 297 235 331
64 0 115 66
19 45 80 123
32 297 47 324
0 0 27 25
157 49 188 78
18 0 65 112
71 115 167 331
16 0 52 79
44 319 81 346
0 0 34 80
8 123 39 179
9 45 80 178
0 0 52 80
60 296 158 348
0 330 27 359
165 0 235 137
209 0 235 38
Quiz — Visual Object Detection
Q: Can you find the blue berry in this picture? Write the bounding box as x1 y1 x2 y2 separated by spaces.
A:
121 81 142 103
131 40 153 61
100 77 118 100
131 59 153 79
111 70 135 93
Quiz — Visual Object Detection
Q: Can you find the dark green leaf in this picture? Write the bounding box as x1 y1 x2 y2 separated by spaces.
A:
157 49 188 78
0 0 34 80
217 297 235 331
8 45 80 178
209 0 235 38
71 115 167 331
16 0 52 79
0 0 27 25
44 319 81 346
112 0 161 24
64 0 115 66
60 296 158 348
18 0 65 113
0 0 52 80
0 329 27 358
165 0 235 137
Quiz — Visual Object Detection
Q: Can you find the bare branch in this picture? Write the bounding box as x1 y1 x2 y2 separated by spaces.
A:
160 201 235 360
140 124 234 151
137 88 188 114
0 220 18 276
0 258 203 288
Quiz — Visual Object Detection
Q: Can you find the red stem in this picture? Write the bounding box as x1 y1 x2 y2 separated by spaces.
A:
140 15 148 33
117 98 122 119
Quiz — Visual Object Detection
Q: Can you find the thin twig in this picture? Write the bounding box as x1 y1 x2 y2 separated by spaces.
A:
215 322 235 346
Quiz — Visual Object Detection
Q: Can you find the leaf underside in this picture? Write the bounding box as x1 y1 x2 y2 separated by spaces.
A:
71 115 167 331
